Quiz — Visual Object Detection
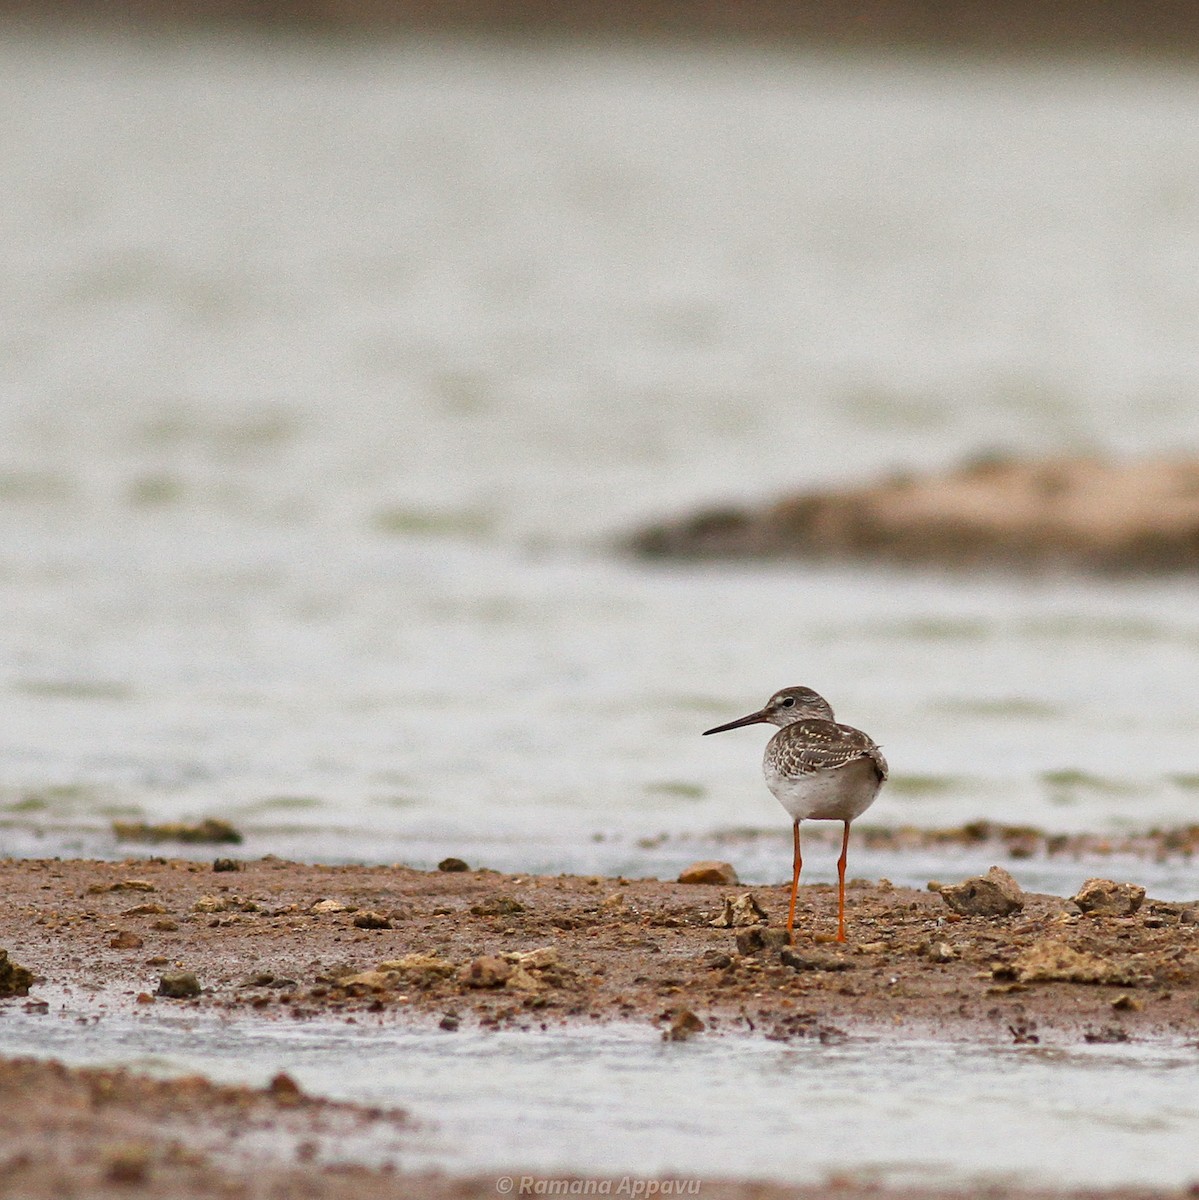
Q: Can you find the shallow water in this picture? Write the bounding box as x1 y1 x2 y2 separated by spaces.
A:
1 1006 1198 1189
8 33 1199 1192
4 33 1199 882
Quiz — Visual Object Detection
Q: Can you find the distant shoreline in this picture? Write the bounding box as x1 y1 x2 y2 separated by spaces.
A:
626 455 1199 576
5 0 1199 56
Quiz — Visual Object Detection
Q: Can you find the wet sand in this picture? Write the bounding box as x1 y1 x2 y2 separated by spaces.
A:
3 854 1199 1198
2 1053 1189 1200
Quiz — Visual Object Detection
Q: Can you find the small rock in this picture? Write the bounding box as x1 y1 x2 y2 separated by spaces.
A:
268 1072 304 1105
938 866 1025 917
709 893 767 928
310 899 351 914
103 1143 151 1185
678 861 739 886
122 904 165 916
151 919 179 932
340 970 395 993
156 971 201 999
135 992 155 1004
108 931 144 950
1111 993 1143 1012
439 1013 461 1031
504 965 544 992
113 818 242 844
212 858 240 873
779 948 854 973
734 927 791 956
438 857 470 872
1006 939 1140 986
1071 878 1146 917
312 962 356 984
507 946 560 970
460 955 513 988
469 895 526 917
1008 1021 1040 1045
1084 1025 1130 1044
193 895 232 914
0 949 34 998
926 941 957 963
116 879 156 893
663 1009 705 1042
378 952 457 979
352 910 392 930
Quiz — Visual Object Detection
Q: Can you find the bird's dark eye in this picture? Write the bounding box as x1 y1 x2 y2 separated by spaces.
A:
781 696 795 708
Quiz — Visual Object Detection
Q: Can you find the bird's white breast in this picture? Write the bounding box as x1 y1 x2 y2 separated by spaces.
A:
762 753 882 823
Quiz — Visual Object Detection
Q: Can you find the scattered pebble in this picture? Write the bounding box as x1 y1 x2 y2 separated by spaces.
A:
677 861 739 886
156 971 201 999
469 895 525 917
937 866 1025 917
708 892 767 928
86 879 157 895
734 927 791 956
267 1072 304 1105
925 941 957 963
352 911 392 930
0 949 34 998
102 1142 151 1185
437 857 470 872
507 946 559 970
779 947 854 973
1002 940 1139 986
663 1009 705 1041
108 931 144 950
212 858 241 873
1071 877 1146 917
460 955 513 989
112 818 242 845
378 953 457 980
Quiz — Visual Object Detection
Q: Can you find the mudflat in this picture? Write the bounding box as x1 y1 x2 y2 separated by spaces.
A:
2 854 1197 1042
3 853 1199 1200
3 1053 1189 1200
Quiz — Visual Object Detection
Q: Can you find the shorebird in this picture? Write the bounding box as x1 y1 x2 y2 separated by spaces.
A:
703 686 887 943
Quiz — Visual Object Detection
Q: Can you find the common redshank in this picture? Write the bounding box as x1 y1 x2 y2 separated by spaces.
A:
703 686 887 943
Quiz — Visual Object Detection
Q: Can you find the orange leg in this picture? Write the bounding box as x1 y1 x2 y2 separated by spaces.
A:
786 820 802 940
835 819 851 943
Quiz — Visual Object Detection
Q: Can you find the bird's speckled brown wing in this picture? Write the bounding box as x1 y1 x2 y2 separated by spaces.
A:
767 719 888 781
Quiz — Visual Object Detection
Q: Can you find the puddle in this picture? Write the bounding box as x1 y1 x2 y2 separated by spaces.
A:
1 1006 1197 1188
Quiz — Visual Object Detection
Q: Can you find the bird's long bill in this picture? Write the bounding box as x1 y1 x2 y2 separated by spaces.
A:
702 709 768 736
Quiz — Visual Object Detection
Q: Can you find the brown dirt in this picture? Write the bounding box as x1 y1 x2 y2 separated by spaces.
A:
626 455 1199 575
8 0 1199 58
3 855 1198 1043
0 1054 1190 1200
4 855 1199 1198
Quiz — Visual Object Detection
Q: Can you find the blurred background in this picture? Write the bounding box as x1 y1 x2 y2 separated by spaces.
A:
4 1 1199 890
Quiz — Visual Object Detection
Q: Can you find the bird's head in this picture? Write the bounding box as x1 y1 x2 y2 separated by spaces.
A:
703 686 834 735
